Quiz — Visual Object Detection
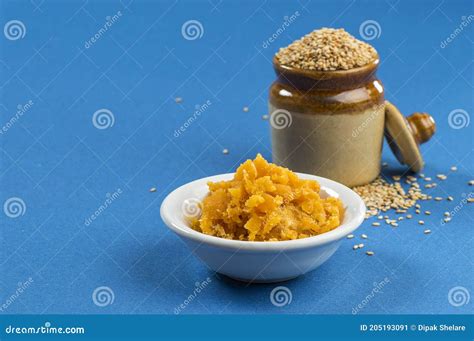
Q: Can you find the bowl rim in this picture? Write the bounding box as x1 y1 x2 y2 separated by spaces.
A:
160 172 366 252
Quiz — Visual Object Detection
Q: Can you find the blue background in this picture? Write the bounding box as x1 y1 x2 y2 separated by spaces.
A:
0 0 473 315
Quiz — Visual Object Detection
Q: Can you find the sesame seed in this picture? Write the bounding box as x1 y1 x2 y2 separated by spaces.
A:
358 243 364 248
468 198 474 203
353 244 359 250
243 106 249 112
361 234 368 239
382 162 388 168
436 174 447 180
469 180 474 186
424 177 432 181
418 220 425 225
262 114 269 120
425 211 431 215
347 234 354 239
434 197 443 201
366 251 374 256
447 196 454 201
275 28 378 71
451 166 457 171
424 229 431 234
174 97 183 103
149 187 157 193
222 148 229 155
444 212 450 217
352 176 429 219
406 214 412 219
444 217 451 223
372 222 380 226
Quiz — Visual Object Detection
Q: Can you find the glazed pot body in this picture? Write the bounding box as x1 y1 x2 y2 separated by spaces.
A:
269 59 385 187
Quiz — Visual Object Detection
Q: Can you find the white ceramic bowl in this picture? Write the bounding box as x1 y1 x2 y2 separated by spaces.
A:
160 173 366 283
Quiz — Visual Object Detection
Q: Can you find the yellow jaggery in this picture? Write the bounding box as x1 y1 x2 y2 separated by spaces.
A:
191 154 345 241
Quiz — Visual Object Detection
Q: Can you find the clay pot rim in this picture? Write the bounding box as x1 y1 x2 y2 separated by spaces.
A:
273 54 380 81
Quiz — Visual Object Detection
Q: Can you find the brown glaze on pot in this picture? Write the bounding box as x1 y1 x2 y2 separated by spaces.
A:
270 56 384 114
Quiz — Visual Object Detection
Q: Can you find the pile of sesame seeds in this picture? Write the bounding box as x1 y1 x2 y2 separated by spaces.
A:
275 28 378 71
353 176 429 218
348 167 474 256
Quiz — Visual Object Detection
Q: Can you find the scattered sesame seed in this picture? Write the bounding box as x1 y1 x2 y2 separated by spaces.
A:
262 114 269 120
424 229 431 234
425 211 431 215
391 222 398 227
398 217 404 221
434 197 443 201
468 198 474 203
415 204 421 209
450 166 457 171
174 97 183 103
222 148 229 155
382 162 388 168
361 234 368 239
406 214 412 219
366 251 374 256
444 217 451 223
353 244 359 250
378 215 384 220
469 180 474 186
372 222 380 226
444 212 450 217
149 187 157 193
415 209 420 214
424 177 432 181
418 220 425 225
243 106 249 112
358 243 364 248
447 196 454 201
392 175 401 181
347 234 354 239
436 174 447 180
